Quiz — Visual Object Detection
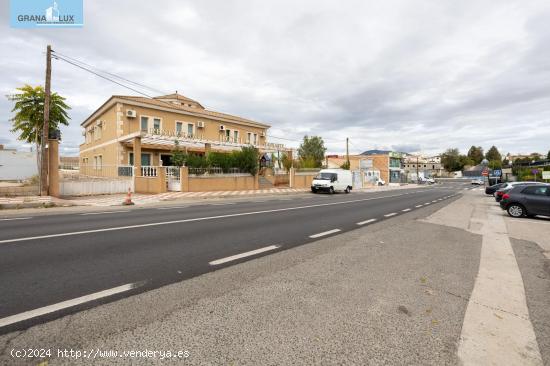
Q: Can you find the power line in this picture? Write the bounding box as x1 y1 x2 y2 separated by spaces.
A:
52 50 168 95
53 54 158 99
52 52 188 112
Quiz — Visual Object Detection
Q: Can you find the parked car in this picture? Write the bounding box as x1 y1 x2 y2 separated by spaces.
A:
485 182 506 195
422 177 436 184
499 184 550 218
494 182 539 202
471 178 484 185
311 169 353 194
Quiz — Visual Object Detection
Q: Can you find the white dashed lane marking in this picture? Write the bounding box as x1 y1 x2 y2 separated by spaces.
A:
209 245 280 265
309 229 341 238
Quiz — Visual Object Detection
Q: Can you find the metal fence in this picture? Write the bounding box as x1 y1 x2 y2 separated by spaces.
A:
61 165 134 180
188 167 249 175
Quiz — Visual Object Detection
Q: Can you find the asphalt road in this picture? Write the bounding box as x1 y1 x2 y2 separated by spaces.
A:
0 183 468 333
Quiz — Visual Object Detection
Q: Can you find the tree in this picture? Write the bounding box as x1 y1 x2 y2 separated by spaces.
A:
485 146 502 162
297 136 326 168
171 140 186 167
8 85 70 146
7 85 70 173
234 145 259 175
547 150 550 160
441 148 462 172
531 153 542 162
467 146 484 165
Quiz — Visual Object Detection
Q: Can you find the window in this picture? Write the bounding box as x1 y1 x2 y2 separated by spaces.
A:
95 125 102 140
93 156 102 169
176 121 183 135
140 116 149 132
253 133 258 145
153 118 161 132
247 132 252 144
129 153 151 166
187 123 194 136
233 130 239 143
522 186 548 196
225 129 231 141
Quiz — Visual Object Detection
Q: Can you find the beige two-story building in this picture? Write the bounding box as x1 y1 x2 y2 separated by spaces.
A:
79 93 285 177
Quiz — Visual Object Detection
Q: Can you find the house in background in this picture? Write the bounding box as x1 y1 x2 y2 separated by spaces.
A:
0 145 37 181
326 150 405 185
79 93 287 177
403 154 444 180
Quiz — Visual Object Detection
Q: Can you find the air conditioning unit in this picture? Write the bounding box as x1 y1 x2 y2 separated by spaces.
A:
81 130 86 136
197 121 205 128
126 110 137 118
219 125 226 131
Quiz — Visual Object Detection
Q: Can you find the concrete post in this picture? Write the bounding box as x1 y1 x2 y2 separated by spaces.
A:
180 166 189 192
133 136 142 176
158 167 167 193
289 167 295 188
204 143 211 156
254 173 259 190
48 139 60 197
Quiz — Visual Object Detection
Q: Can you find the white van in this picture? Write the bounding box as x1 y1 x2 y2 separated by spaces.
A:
311 169 353 194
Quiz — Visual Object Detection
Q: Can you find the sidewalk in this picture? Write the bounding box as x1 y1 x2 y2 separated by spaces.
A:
0 184 423 209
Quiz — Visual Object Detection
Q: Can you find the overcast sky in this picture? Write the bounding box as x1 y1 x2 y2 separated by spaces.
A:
1 0 550 157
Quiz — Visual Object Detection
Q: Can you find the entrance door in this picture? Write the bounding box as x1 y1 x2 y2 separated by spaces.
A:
165 166 181 191
160 154 173 166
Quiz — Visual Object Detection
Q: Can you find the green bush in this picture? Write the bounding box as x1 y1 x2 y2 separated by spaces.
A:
234 146 259 175
185 153 208 168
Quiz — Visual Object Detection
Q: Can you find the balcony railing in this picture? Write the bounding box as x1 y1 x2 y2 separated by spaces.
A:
141 166 158 177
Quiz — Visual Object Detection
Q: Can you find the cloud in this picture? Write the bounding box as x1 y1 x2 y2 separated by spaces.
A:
1 0 549 157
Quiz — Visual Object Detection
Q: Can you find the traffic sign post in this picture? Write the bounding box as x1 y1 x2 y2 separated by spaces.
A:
532 169 539 182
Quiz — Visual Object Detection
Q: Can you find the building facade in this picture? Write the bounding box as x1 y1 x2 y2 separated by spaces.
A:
326 150 404 185
79 93 286 176
403 154 444 179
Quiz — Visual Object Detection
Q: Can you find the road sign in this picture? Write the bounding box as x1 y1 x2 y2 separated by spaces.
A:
481 170 489 176
493 169 502 177
543 171 550 180
532 169 539 175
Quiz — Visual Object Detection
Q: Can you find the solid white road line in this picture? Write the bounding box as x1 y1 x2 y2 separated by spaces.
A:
309 229 341 238
384 213 397 217
0 282 141 328
402 208 411 212
209 245 280 265
156 206 189 210
415 205 423 208
209 202 236 206
79 210 130 216
0 193 409 245
0 217 32 221
357 218 377 226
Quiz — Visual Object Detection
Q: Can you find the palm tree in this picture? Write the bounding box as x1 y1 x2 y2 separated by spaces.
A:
7 84 70 173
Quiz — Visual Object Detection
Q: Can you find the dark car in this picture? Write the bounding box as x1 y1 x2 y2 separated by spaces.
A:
494 182 539 202
500 184 550 218
485 183 506 195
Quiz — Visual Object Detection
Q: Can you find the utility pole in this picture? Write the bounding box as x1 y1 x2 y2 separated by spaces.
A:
40 45 52 196
346 137 350 167
416 155 419 182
